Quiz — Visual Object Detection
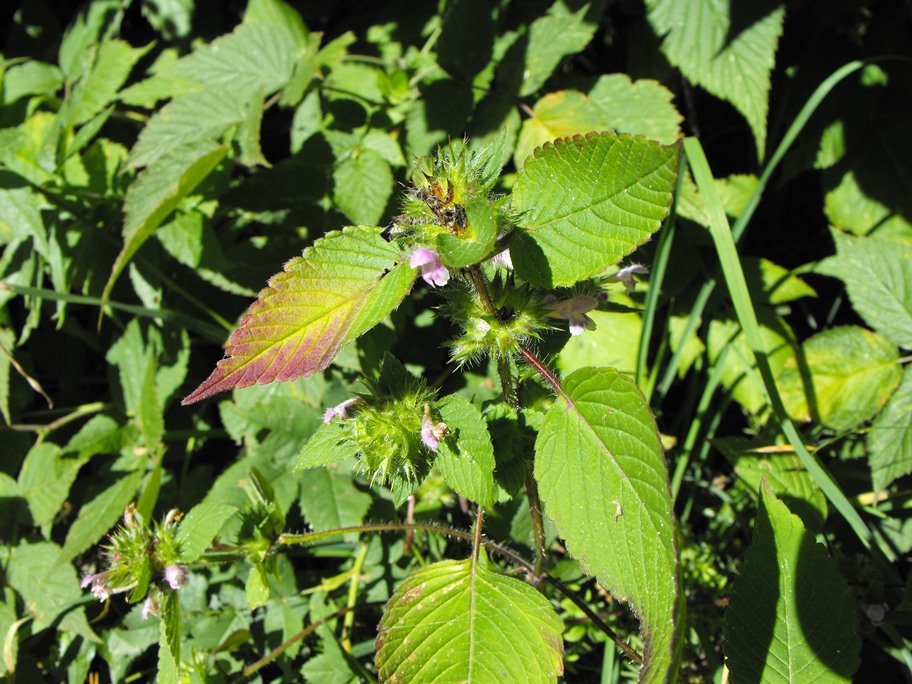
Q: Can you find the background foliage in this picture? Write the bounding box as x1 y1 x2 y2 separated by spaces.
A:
1 0 911 681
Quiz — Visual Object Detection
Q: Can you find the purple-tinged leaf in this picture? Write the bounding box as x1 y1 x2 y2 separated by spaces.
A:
182 226 415 404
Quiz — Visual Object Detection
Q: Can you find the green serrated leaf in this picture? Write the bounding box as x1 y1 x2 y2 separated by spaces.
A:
509 3 604 98
57 0 123 81
294 421 359 471
724 483 860 681
433 395 496 508
515 75 682 167
869 366 912 492
58 469 144 564
437 0 495 80
102 141 228 309
157 588 181 683
128 89 246 169
174 502 238 562
778 326 901 431
820 231 912 349
376 558 563 683
107 320 164 447
512 132 680 288
18 443 86 537
716 438 827 532
646 0 784 159
2 61 64 104
70 39 148 125
172 22 298 97
298 466 372 538
6 541 98 642
333 149 392 226
183 226 415 404
534 367 680 682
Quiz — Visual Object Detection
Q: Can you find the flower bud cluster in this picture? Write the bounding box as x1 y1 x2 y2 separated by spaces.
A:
80 504 192 617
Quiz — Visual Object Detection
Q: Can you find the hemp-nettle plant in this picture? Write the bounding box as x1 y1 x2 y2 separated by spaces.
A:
179 129 683 681
90 129 683 681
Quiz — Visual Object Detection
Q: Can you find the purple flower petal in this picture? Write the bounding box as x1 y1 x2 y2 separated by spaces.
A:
165 565 190 589
410 248 449 287
421 414 448 450
323 397 358 423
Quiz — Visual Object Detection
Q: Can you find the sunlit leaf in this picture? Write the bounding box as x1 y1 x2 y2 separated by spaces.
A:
869 367 912 492
535 367 681 682
376 558 563 683
512 132 680 288
182 226 415 404
724 483 860 682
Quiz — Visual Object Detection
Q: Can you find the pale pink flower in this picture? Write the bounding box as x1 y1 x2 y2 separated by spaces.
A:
421 414 448 450
142 594 159 620
410 248 449 287
165 565 189 589
545 295 599 335
606 263 648 294
323 397 358 423
491 248 513 270
81 572 112 601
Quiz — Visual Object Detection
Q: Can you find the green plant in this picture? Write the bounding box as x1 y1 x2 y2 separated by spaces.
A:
1 0 911 682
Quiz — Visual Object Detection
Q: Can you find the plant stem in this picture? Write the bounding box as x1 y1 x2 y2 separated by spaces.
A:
342 541 369 652
524 460 546 575
472 505 484 562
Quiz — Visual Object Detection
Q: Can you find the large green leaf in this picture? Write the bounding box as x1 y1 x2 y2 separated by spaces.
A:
646 0 784 159
433 395 496 508
512 132 680 288
869 366 912 492
534 367 680 682
182 227 416 404
6 541 98 643
819 230 912 349
332 149 393 226
507 2 604 97
58 469 144 564
127 89 247 169
174 502 238 562
375 558 563 683
778 326 901 431
17 443 86 537
724 483 860 682
70 38 148 125
102 141 228 311
298 466 372 539
514 75 682 167
716 438 827 532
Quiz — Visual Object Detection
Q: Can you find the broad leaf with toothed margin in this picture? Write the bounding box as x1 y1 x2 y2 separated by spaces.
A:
375 557 563 683
724 482 860 682
512 132 680 289
535 367 681 683
182 226 415 404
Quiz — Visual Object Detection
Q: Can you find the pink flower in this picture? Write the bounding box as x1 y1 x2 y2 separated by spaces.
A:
491 248 513 270
323 397 358 423
81 572 112 601
421 414 448 450
606 263 648 294
410 248 449 287
165 565 189 589
545 295 599 335
142 594 159 620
